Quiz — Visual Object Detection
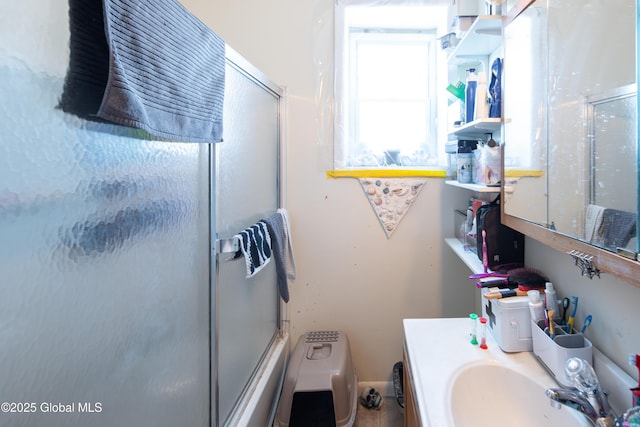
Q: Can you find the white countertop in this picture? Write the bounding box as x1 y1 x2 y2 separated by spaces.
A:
403 317 564 427
403 317 636 426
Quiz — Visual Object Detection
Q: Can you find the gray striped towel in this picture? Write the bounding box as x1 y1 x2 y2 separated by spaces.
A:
235 222 272 279
601 208 636 250
59 0 225 143
277 209 296 282
263 209 296 302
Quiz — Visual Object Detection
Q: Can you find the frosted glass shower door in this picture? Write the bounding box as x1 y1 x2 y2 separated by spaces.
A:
0 1 210 427
213 54 282 425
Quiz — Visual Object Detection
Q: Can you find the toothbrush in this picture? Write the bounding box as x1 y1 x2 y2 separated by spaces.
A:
482 230 488 273
548 310 555 339
544 308 549 328
561 297 570 325
567 296 578 334
580 314 592 334
469 272 508 280
630 354 640 407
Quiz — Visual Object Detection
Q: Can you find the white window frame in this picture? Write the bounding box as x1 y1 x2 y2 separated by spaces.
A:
334 0 448 170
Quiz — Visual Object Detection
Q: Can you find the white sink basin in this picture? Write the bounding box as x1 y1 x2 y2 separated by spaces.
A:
403 318 596 427
448 361 590 427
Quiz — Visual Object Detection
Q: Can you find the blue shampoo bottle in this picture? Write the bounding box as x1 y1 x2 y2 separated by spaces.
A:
465 68 477 123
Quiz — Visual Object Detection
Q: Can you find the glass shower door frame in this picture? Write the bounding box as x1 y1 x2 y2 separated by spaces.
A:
210 47 284 427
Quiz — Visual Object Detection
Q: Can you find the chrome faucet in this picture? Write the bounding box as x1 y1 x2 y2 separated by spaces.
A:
545 357 616 427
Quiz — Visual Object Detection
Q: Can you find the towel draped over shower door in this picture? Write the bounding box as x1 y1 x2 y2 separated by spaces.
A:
60 0 226 143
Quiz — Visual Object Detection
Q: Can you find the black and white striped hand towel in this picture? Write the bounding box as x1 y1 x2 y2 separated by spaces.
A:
235 222 272 278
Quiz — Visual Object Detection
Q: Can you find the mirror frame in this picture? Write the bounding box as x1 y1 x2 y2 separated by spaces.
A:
501 0 640 289
502 210 640 288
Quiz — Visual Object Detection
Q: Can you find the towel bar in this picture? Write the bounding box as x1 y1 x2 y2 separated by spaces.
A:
215 237 240 254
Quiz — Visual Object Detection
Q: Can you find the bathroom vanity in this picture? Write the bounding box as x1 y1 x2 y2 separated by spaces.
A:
402 318 634 427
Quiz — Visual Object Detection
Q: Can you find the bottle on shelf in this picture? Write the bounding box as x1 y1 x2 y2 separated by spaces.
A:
474 71 489 120
489 58 502 118
456 140 477 184
465 68 477 123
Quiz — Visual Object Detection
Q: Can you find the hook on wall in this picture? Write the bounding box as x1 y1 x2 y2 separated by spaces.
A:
567 250 601 279
486 133 497 147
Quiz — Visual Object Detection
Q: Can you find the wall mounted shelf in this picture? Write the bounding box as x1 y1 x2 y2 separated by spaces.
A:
445 238 484 274
448 118 509 138
444 15 507 276
445 180 500 193
448 15 504 65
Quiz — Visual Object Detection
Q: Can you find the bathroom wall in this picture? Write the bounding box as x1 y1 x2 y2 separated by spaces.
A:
526 238 640 379
181 0 477 382
182 0 640 384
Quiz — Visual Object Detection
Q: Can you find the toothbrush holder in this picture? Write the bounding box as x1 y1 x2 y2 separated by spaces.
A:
531 319 593 388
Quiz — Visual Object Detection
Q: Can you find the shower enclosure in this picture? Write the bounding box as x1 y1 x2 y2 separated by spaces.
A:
0 1 287 426
213 50 287 426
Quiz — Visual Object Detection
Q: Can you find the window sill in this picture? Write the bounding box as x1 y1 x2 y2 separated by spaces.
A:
504 169 544 178
326 169 446 179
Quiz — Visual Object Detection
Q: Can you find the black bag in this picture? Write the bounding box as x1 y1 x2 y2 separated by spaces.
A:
476 196 524 269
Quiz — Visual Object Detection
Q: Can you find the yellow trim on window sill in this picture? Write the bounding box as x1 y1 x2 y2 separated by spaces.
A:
326 169 446 179
504 169 544 178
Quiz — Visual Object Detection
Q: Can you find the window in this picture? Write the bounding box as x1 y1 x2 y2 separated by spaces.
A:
334 1 448 170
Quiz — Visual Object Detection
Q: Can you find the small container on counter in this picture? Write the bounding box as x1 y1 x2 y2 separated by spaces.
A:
527 290 545 323
479 317 488 349
482 294 533 352
469 313 478 345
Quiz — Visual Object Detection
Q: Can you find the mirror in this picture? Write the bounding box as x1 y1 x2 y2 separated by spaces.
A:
585 85 637 252
502 0 548 227
503 0 638 257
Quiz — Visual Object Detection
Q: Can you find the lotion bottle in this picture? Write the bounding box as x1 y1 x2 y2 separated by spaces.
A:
545 282 559 319
527 290 545 322
474 71 489 120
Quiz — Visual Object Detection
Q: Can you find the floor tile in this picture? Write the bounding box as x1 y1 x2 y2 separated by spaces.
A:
355 397 404 427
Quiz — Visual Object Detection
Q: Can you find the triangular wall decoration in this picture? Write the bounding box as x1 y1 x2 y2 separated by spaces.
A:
359 178 427 238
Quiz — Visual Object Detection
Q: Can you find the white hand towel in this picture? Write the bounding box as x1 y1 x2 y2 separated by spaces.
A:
584 204 605 244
